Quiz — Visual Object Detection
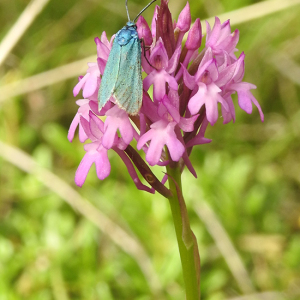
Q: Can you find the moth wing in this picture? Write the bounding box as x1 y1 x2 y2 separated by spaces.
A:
98 39 121 110
113 37 143 115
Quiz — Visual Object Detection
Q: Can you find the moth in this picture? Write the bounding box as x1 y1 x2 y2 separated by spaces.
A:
98 0 156 115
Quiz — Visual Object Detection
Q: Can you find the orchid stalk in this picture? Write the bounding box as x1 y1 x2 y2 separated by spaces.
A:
68 1 264 298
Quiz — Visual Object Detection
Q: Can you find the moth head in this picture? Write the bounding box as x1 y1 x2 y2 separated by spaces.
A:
126 21 137 30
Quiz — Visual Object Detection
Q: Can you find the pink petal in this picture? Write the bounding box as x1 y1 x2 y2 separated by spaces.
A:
150 38 169 70
221 93 236 124
95 37 110 60
73 74 88 97
140 91 160 122
89 111 104 139
178 114 199 132
100 31 111 49
166 135 185 161
185 135 212 148
182 64 196 90
166 46 181 73
162 96 180 123
102 106 134 149
136 15 153 46
186 18 202 50
151 5 159 38
97 57 106 74
94 146 111 180
80 116 93 141
68 114 80 142
83 73 98 98
206 17 221 48
75 152 95 187
143 72 155 91
176 2 191 33
188 84 206 115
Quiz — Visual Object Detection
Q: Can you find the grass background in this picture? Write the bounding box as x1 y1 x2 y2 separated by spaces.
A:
0 0 300 299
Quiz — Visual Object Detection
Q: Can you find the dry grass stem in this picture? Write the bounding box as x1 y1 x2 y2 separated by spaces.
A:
0 0 50 67
226 291 285 300
269 51 300 85
201 0 300 35
193 200 255 294
0 140 161 294
1 0 299 102
0 56 95 103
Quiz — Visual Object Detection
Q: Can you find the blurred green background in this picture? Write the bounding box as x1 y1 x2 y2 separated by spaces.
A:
0 0 300 299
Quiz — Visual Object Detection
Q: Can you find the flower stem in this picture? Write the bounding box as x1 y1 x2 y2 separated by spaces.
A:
166 162 200 300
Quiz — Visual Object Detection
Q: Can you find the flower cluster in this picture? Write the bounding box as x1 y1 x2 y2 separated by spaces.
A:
69 0 263 195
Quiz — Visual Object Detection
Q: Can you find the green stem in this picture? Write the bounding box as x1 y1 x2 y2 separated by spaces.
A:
166 162 200 300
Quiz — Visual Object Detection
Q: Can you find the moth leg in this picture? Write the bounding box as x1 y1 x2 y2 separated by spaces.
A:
140 38 156 69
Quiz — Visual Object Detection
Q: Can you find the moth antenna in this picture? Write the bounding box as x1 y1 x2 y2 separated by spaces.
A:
125 0 131 22
133 0 157 23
